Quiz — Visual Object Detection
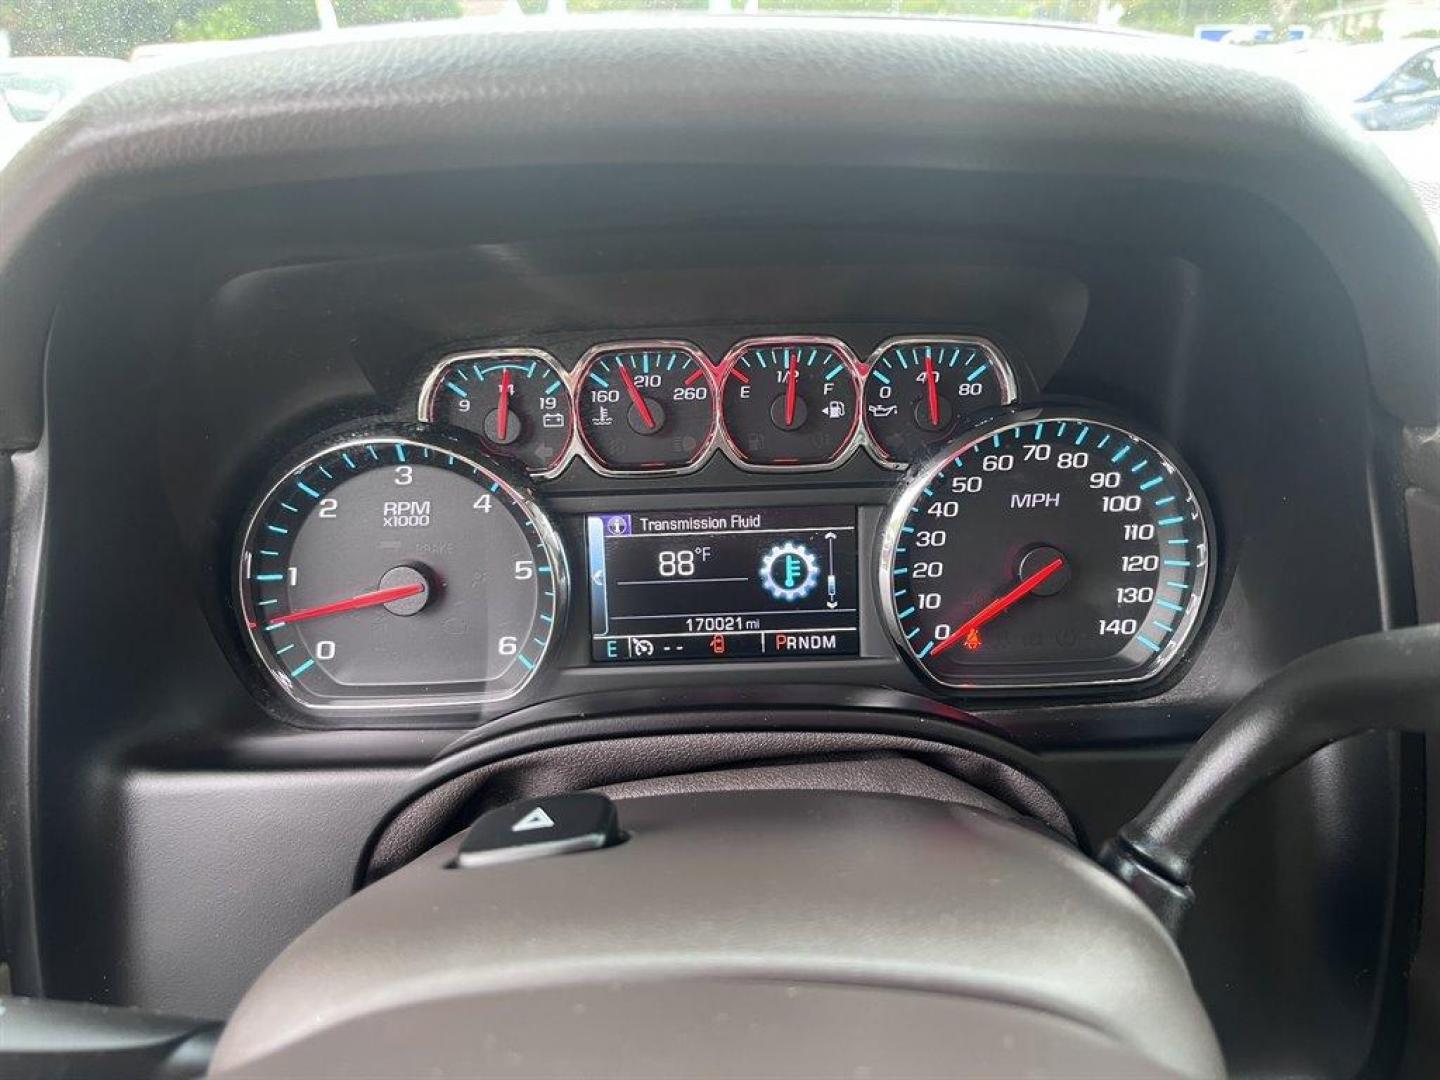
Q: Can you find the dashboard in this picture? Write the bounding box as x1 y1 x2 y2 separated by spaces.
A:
234 329 1213 719
1 22 1436 1076
79 207 1391 752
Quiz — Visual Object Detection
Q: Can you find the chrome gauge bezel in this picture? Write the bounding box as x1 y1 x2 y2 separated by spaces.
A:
571 339 722 478
418 335 1023 478
236 432 570 715
416 347 577 480
878 405 1215 692
860 335 1020 469
715 334 866 473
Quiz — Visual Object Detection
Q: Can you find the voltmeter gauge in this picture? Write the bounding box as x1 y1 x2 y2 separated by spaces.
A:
419 349 574 477
719 337 861 470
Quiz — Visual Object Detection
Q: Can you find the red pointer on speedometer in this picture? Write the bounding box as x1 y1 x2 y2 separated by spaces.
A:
931 555 1066 657
266 583 425 627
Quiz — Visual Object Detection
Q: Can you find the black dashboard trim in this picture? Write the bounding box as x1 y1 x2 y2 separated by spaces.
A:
1 18 1437 454
353 707 1087 888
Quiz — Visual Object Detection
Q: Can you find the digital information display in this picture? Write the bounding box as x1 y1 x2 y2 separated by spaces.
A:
587 506 860 662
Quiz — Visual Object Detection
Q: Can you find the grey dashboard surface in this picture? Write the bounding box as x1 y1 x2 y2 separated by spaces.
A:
210 790 1223 1079
0 17 1437 451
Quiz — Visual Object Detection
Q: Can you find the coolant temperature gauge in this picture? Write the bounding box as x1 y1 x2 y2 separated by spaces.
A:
574 341 718 475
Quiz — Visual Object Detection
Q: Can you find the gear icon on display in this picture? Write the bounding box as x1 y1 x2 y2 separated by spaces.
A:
759 541 821 603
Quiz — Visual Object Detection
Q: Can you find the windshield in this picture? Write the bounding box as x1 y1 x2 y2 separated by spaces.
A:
1 2 1436 198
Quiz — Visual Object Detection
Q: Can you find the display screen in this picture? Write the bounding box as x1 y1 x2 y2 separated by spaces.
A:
587 506 860 662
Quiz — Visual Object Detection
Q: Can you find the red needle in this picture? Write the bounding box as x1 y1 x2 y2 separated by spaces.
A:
268 583 425 627
931 556 1065 657
619 364 657 431
784 350 799 426
496 368 512 441
923 356 940 427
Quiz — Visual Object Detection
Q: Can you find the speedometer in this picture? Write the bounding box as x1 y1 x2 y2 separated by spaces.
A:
880 409 1212 689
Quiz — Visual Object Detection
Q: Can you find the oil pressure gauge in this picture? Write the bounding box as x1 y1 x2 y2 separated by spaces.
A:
862 336 1017 465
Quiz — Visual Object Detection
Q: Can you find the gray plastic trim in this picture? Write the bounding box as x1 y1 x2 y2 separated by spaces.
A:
213 790 1222 1078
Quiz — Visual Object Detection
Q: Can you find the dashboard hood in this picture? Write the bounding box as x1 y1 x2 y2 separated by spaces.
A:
1 17 1436 454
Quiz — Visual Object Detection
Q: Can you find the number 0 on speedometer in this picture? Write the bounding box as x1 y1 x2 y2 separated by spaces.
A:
880 410 1212 689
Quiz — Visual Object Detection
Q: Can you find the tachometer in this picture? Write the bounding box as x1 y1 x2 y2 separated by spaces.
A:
880 409 1211 689
237 432 567 713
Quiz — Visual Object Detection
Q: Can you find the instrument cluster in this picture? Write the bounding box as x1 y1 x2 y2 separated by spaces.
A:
235 332 1214 719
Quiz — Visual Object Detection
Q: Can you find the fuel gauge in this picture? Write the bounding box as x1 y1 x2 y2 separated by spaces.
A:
719 336 860 470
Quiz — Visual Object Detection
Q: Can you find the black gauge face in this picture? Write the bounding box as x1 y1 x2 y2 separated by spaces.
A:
575 343 717 473
237 435 567 713
421 350 574 476
882 412 1211 688
720 338 860 469
863 337 1017 464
